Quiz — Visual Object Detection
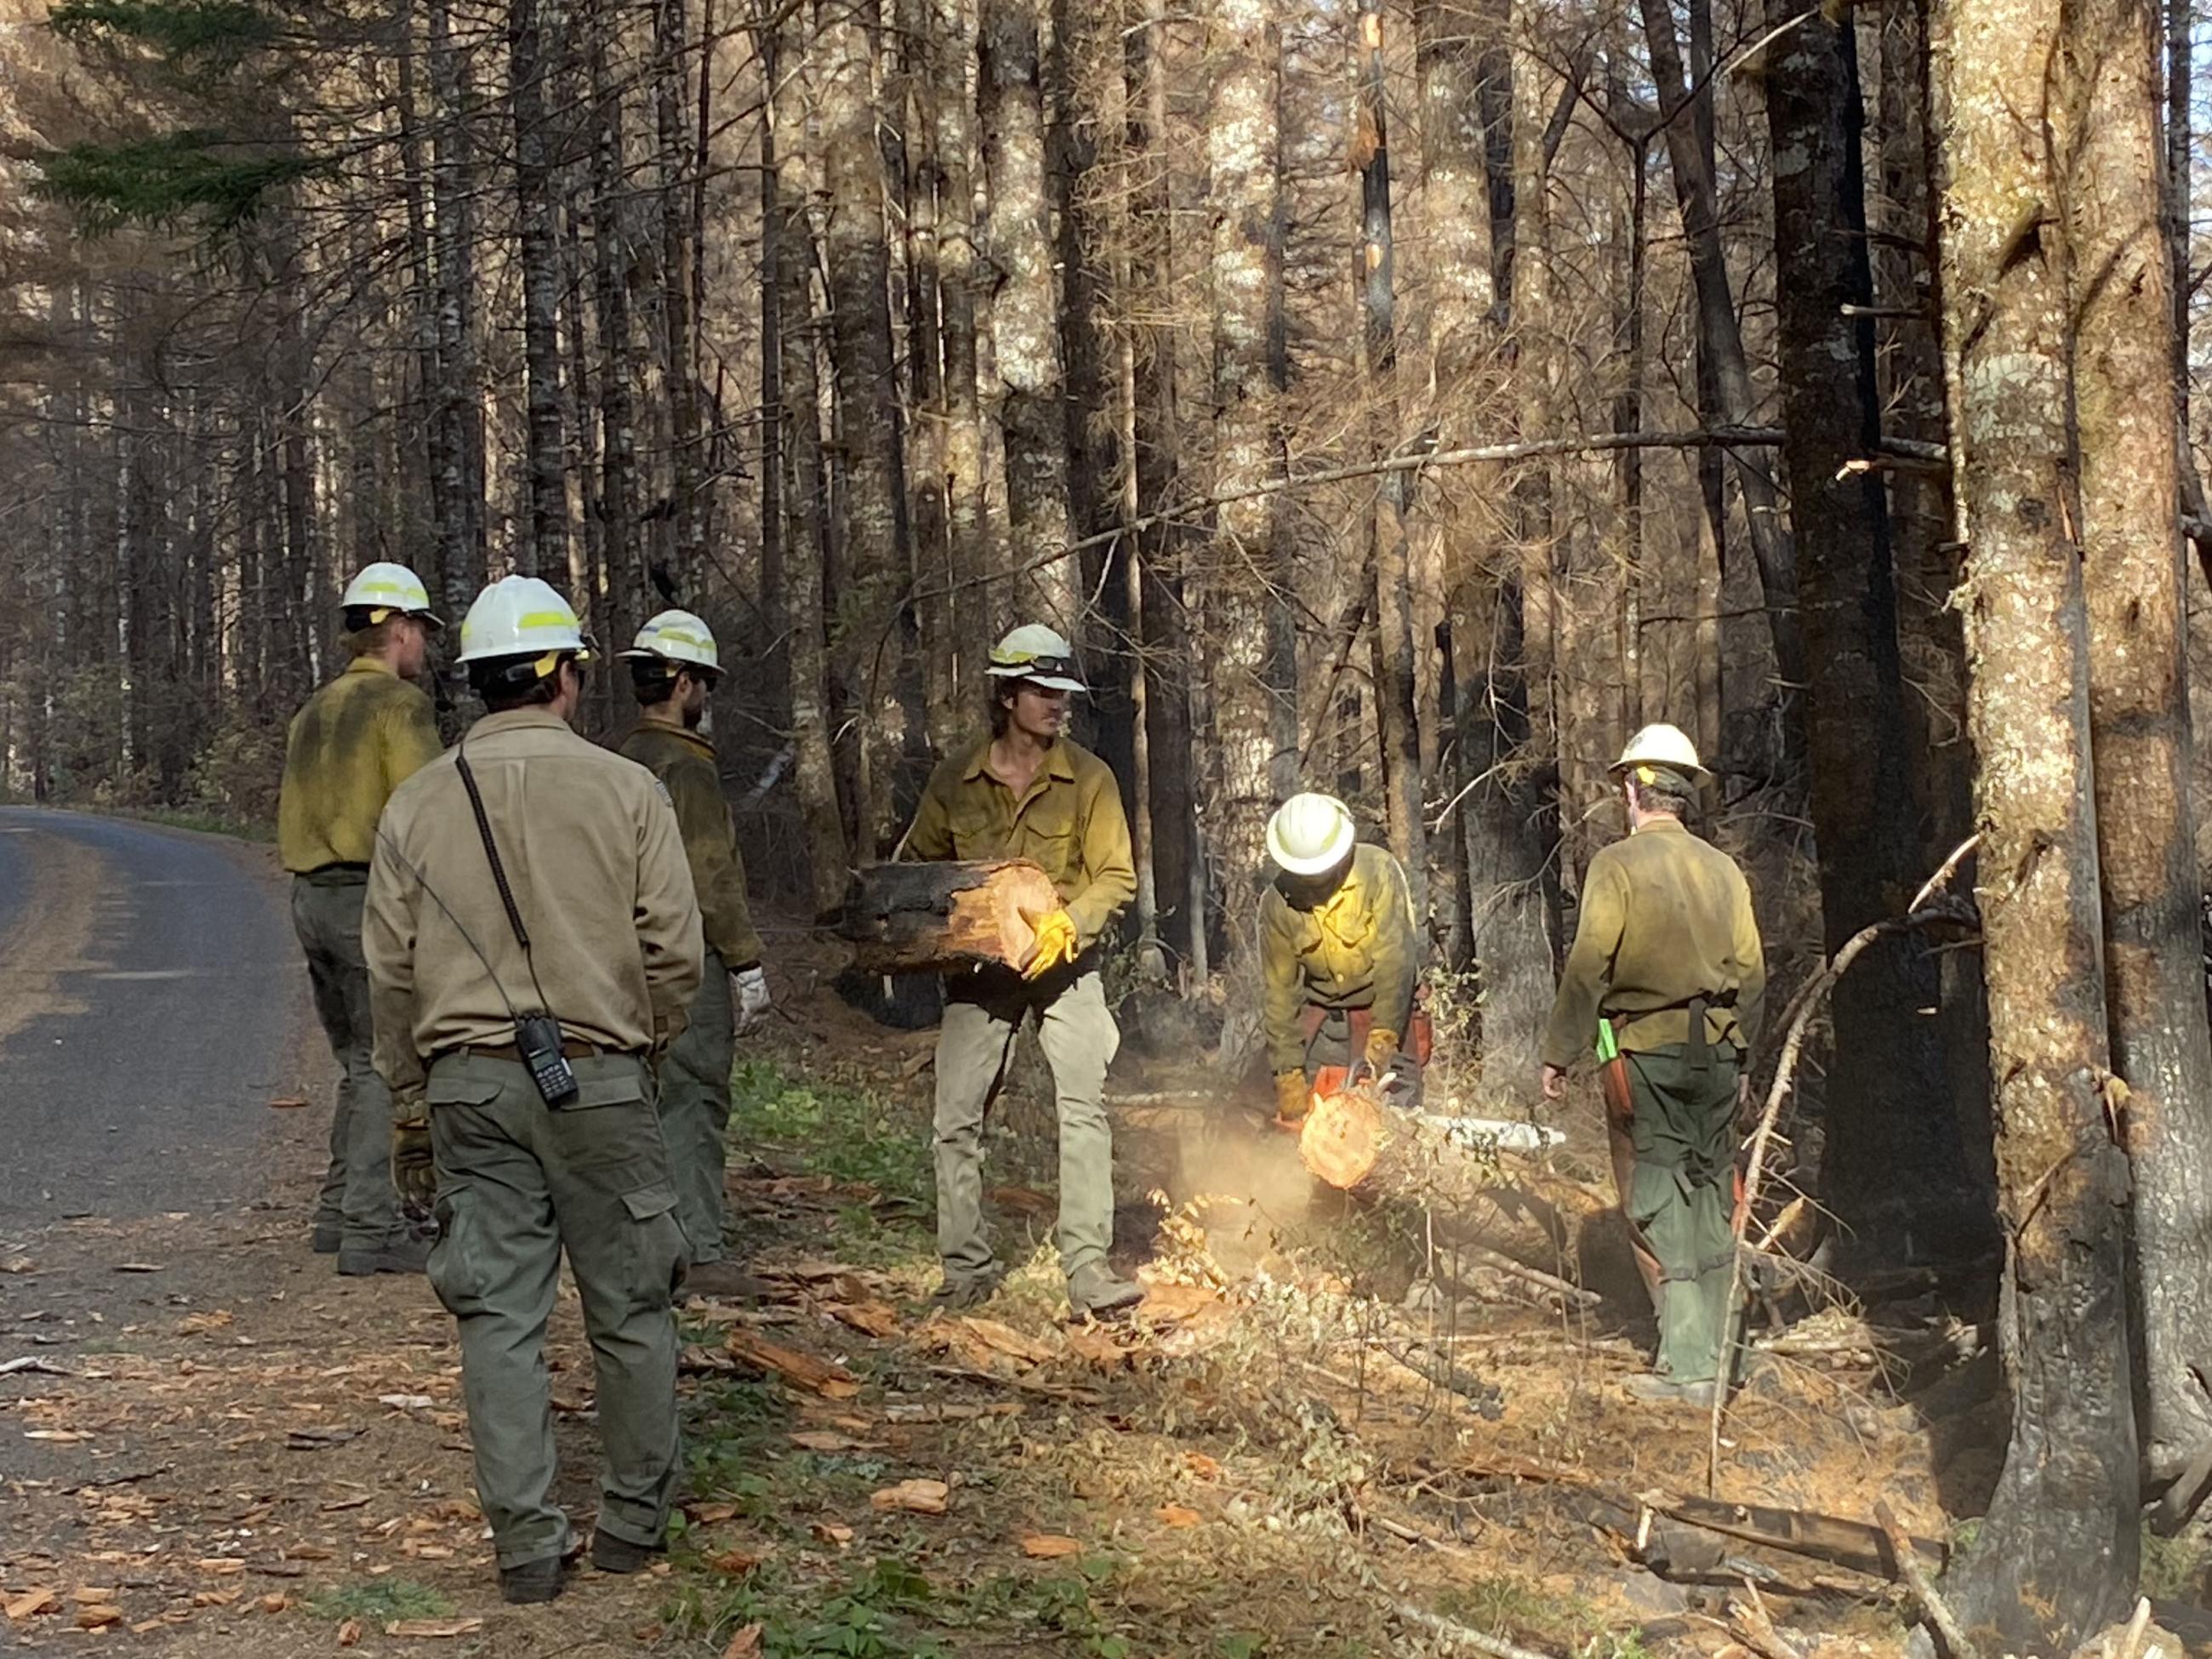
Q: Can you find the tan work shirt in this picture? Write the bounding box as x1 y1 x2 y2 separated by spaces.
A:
904 736 1136 951
364 707 704 1102
1540 816 1766 1069
616 721 765 968
1258 843 1421 1075
277 657 442 873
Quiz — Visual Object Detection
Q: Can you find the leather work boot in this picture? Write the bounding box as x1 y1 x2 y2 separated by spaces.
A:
1624 1373 1719 1409
1067 1264 1145 1321
311 1224 342 1255
684 1261 772 1301
931 1265 1006 1313
337 1234 432 1277
499 1556 567 1605
591 1531 664 1574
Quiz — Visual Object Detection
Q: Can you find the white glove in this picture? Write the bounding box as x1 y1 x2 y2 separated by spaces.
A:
733 964 772 1034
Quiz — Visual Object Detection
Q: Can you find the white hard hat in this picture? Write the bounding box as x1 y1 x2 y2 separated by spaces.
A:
984 623 1086 693
340 562 444 630
619 609 721 676
1611 722 1707 780
455 576 595 666
1266 792 1358 877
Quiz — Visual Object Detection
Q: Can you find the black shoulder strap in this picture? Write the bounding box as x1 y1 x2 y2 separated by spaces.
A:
454 739 532 955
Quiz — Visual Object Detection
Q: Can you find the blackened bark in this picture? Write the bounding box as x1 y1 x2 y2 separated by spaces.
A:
1764 0 1988 1263
511 0 567 579
2062 0 2212 1499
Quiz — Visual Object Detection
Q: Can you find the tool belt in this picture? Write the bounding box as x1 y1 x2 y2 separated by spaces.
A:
452 1036 605 1064
1297 993 1434 1065
1604 988 1737 1072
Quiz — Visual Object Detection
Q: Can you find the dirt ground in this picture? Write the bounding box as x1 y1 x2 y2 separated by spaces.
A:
3 937 2199 1658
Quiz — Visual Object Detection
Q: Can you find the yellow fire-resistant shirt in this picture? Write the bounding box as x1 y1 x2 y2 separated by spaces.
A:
616 721 766 969
1540 816 1767 1069
363 707 704 1103
1258 842 1422 1075
276 657 443 873
903 736 1136 951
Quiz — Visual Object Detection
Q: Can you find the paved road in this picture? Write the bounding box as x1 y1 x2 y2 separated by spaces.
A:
0 807 308 1227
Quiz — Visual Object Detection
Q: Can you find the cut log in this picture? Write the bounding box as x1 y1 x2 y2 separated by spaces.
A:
841 859 1060 973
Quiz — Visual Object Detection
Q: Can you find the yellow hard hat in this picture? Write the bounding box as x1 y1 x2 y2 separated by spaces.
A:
1266 792 1357 877
340 562 444 630
1611 722 1707 780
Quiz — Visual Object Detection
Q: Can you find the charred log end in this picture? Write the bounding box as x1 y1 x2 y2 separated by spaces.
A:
842 858 1060 973
1300 1086 1386 1189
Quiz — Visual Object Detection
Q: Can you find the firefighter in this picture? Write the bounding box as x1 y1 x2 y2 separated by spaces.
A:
1258 793 1423 1130
1540 723 1765 1406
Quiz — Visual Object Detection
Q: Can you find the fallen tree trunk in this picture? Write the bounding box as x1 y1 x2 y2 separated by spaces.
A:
1300 1086 1497 1200
842 859 1059 973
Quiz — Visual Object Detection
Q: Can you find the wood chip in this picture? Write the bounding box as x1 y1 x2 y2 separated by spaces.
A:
1155 1503 1202 1528
287 1427 368 1450
130 1620 167 1635
871 1479 950 1515
951 1316 1055 1366
0 1357 74 1377
705 1548 766 1576
338 1617 362 1647
111 1263 166 1274
1021 1533 1082 1559
192 1591 241 1608
1183 1452 1223 1480
789 1430 871 1452
319 1495 373 1512
724 1330 861 1399
686 1502 741 1525
194 1559 247 1576
259 1594 290 1613
828 1301 901 1340
267 1097 309 1109
75 1605 123 1630
3 1588 58 1621
69 1588 117 1605
810 1522 854 1548
385 1617 485 1639
23 1429 89 1442
721 1622 764 1658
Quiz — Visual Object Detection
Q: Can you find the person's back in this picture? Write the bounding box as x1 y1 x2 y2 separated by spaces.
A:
278 660 440 875
373 712 699 1067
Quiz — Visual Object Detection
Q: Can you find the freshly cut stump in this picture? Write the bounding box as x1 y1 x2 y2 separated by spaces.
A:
1299 1086 1389 1189
843 859 1061 973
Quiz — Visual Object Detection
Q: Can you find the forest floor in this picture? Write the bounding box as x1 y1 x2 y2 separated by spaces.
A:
4 932 2209 1658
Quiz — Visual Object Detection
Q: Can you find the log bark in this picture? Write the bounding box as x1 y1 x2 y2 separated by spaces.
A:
843 859 1061 972
1931 0 2141 1628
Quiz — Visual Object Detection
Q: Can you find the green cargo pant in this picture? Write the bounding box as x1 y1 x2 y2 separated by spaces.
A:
658 949 736 1265
933 965 1119 1289
425 1051 688 1570
293 873 402 1252
1622 1042 1741 1384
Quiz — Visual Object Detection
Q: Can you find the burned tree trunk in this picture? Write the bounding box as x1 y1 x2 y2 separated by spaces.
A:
1763 0 1987 1263
1932 0 2140 1631
2063 0 2212 1505
980 0 1079 632
844 860 1062 972
510 0 567 580
1354 0 1430 931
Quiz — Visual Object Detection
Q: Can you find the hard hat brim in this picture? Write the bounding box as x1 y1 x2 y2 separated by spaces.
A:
986 665 1087 693
1608 758 1708 781
1267 814 1357 877
619 646 721 676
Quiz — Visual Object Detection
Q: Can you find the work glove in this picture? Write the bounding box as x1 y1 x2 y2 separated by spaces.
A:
1022 909 1079 980
1362 1025 1402 1073
732 963 772 1035
1274 1069 1310 1128
391 1098 436 1206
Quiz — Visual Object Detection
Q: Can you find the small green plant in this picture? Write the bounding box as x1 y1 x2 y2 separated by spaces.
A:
2141 1520 2210 1599
730 1063 933 1209
305 1579 453 1623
